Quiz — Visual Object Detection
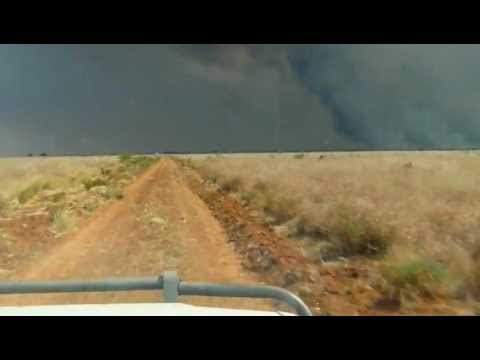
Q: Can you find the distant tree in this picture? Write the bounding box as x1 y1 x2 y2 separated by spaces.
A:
39 153 48 157
27 153 33 157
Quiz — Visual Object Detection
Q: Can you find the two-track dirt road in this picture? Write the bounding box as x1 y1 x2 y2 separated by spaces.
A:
0 159 274 311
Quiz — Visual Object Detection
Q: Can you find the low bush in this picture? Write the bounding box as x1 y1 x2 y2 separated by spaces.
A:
0 195 9 216
105 186 124 200
118 155 156 173
249 181 299 223
218 177 243 193
328 206 395 257
51 209 75 235
82 177 107 191
463 241 480 299
118 154 132 163
381 259 447 299
17 181 52 204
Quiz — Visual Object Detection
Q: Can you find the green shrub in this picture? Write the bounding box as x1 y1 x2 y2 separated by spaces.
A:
264 195 298 223
118 155 156 173
293 153 305 159
105 186 124 200
329 206 395 257
49 192 66 203
82 177 107 191
17 181 52 204
51 209 75 235
250 181 299 223
132 156 156 169
181 158 194 168
118 154 132 163
83 200 99 213
218 177 243 193
206 175 218 184
310 241 342 262
381 259 447 298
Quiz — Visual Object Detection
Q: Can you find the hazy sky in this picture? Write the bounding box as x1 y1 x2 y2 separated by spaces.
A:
1 44 479 156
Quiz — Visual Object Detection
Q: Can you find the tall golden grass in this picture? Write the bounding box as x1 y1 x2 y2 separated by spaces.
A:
194 151 480 299
0 156 116 201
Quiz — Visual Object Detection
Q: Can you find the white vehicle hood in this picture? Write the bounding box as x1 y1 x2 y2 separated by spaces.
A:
0 303 295 316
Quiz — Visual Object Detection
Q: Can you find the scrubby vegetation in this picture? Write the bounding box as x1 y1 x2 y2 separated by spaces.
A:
218 177 244 193
380 258 447 300
196 159 395 259
0 195 9 216
246 181 299 223
51 209 76 236
82 177 108 191
327 205 395 258
105 185 124 200
0 154 162 294
118 154 157 173
17 181 52 204
456 241 480 299
193 152 480 309
1 154 158 241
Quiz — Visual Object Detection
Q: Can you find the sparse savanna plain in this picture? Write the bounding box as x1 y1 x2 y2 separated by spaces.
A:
0 151 479 315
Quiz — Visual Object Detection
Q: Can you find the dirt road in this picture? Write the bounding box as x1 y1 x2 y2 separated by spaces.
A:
0 159 274 311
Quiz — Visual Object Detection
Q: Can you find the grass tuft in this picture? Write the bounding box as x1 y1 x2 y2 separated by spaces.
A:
105 186 124 200
218 177 243 193
380 259 448 299
328 205 395 258
51 209 75 236
17 181 52 204
81 177 107 191
0 194 9 216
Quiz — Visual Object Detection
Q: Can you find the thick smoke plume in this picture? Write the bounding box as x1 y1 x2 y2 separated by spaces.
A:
1 44 479 155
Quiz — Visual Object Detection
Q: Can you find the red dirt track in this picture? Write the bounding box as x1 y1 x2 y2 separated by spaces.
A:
0 159 275 311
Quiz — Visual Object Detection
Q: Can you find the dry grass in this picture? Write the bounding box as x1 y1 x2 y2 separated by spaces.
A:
105 186 124 200
0 194 9 216
244 181 299 223
81 177 108 191
0 156 122 248
0 155 153 242
218 177 244 193
326 204 396 257
0 155 160 285
194 151 480 301
0 156 117 202
0 155 154 208
51 208 76 237
17 181 52 204
380 258 448 301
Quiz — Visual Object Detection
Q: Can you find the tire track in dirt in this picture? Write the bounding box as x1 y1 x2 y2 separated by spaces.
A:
0 159 275 311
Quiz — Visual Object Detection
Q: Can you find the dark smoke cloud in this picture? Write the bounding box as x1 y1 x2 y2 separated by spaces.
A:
0 44 478 156
287 44 480 149
0 44 351 155
176 44 480 150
